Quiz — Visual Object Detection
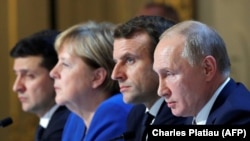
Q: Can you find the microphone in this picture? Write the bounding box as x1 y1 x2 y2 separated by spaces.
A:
0 117 13 128
109 131 135 141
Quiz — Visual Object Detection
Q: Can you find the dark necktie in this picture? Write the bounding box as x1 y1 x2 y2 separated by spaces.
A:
141 112 154 141
35 125 45 141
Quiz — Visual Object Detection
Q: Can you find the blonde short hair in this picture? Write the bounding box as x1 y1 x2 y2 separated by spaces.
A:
55 21 119 94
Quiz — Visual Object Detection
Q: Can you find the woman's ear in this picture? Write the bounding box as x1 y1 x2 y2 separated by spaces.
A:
92 67 107 88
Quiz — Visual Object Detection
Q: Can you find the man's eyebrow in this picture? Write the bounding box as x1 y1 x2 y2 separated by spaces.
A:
13 69 28 73
121 52 137 59
114 52 131 61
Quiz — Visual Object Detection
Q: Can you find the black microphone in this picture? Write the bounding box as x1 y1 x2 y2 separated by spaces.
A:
0 117 13 128
109 131 135 141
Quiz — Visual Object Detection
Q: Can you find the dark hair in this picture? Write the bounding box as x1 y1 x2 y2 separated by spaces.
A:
10 30 59 71
114 16 176 60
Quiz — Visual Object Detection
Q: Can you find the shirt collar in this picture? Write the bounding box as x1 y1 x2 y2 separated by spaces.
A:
146 97 164 117
39 105 60 128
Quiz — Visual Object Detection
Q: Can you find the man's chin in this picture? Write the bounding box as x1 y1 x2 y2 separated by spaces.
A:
123 97 134 104
123 98 130 104
124 98 140 105
22 107 31 113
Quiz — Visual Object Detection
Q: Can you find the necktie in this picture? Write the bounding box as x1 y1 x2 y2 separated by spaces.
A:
35 125 45 141
141 112 154 141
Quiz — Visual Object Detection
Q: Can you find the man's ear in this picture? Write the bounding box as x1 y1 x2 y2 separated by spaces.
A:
202 55 216 81
92 67 107 89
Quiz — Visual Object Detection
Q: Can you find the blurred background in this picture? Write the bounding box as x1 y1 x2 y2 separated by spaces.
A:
0 0 249 140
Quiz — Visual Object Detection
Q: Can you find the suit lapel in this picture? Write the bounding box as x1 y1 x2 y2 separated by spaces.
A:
207 79 235 124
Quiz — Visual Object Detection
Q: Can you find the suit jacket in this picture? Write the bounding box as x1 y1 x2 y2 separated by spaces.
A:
62 93 133 141
36 106 70 141
125 101 187 141
205 78 250 124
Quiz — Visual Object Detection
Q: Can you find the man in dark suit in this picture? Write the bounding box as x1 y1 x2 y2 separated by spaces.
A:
153 20 250 125
10 30 70 141
111 16 187 141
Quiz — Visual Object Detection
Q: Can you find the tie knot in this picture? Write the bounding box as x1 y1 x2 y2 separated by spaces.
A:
143 112 154 126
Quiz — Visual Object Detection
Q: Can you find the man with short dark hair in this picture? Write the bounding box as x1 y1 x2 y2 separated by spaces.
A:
111 16 187 141
10 30 70 141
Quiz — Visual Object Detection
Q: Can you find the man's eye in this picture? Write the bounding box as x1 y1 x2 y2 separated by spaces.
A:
160 71 173 78
26 74 35 79
126 58 135 64
165 71 174 76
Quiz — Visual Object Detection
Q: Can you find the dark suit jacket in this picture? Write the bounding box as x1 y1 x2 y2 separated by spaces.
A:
205 79 250 124
125 101 187 141
36 106 70 141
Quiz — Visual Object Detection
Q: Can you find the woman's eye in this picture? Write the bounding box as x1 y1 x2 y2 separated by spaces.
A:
62 62 69 67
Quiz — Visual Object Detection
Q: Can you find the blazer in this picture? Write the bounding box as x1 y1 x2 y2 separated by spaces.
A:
62 93 132 141
36 106 70 141
125 101 187 141
206 78 250 124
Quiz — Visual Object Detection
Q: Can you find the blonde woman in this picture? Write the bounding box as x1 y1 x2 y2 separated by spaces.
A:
50 21 132 141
